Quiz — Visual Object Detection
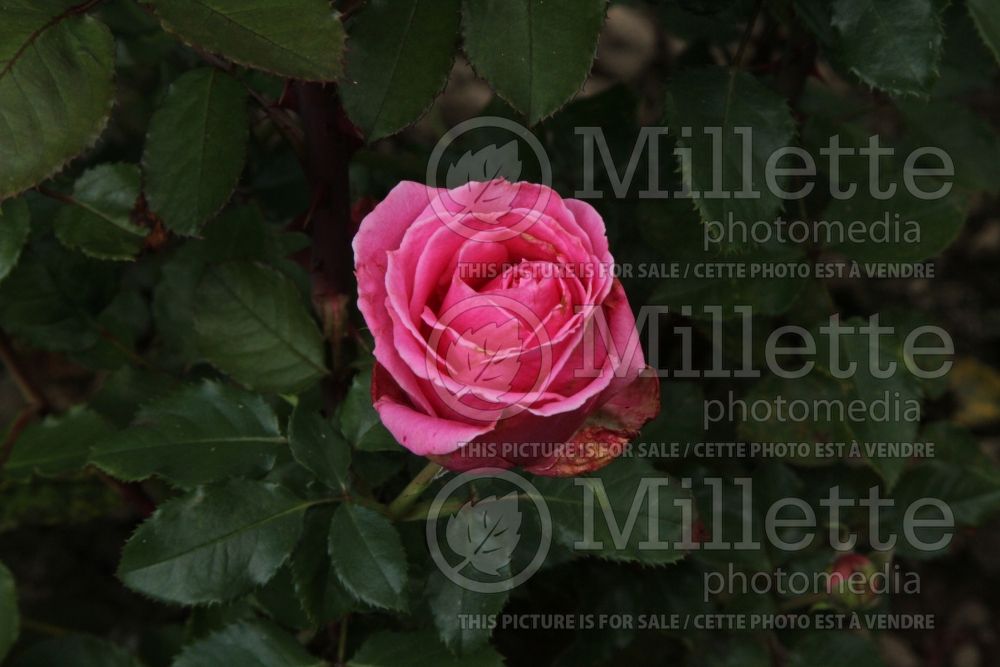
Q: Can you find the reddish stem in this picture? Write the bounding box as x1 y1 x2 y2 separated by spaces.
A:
295 82 362 401
0 331 48 411
0 405 41 472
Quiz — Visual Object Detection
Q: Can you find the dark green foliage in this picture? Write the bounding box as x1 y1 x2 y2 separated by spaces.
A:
0 1 997 665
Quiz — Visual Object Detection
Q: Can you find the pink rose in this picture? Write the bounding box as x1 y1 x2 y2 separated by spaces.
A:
353 179 658 476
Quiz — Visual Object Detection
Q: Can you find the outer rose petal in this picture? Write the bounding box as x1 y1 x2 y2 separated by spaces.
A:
524 369 660 476
430 369 659 476
371 363 493 456
354 182 440 414
428 399 596 472
562 198 613 266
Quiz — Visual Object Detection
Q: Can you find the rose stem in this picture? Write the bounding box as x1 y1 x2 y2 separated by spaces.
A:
387 462 444 519
777 591 828 612
295 82 360 406
336 614 350 666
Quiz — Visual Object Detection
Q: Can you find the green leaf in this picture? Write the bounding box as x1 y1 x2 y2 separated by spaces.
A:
643 200 807 319
143 68 248 235
172 621 323 667
90 365 178 427
901 99 1000 193
427 570 508 655
462 0 607 124
791 0 838 47
194 261 327 394
831 0 943 96
150 0 346 81
201 204 301 264
53 164 146 260
69 281 151 371
934 8 996 97
813 318 923 488
897 462 1000 525
663 68 795 236
789 632 885 667
0 7 115 200
737 374 855 466
352 452 405 489
4 408 113 481
339 369 401 452
968 0 1000 65
255 565 313 630
91 381 284 487
341 0 459 140
0 237 119 351
348 630 504 667
329 503 408 611
702 638 771 667
118 480 309 605
0 197 30 283
535 458 689 564
824 185 965 263
152 242 207 363
921 421 997 472
151 208 312 364
289 403 351 492
0 561 17 662
690 467 774 574
641 380 704 448
10 635 143 667
184 602 258 644
290 507 355 624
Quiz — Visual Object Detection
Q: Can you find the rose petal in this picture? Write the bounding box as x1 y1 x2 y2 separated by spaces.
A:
527 279 647 417
524 368 660 476
354 181 441 414
371 362 494 455
562 198 613 266
429 399 598 472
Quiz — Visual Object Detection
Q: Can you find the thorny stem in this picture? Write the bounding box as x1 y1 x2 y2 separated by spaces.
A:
0 331 48 409
0 331 48 473
69 0 105 15
0 330 160 511
295 82 361 405
0 405 41 473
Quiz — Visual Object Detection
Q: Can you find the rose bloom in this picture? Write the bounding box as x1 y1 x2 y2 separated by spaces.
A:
353 179 657 476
